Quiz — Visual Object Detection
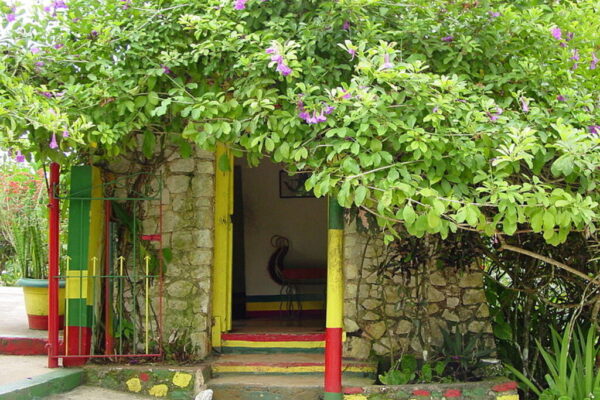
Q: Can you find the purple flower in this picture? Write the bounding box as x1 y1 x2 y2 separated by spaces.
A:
89 30 99 39
31 47 41 54
570 49 579 61
120 0 132 9
572 63 578 70
265 47 277 54
276 62 292 76
6 13 16 22
323 104 335 114
43 6 53 13
559 42 567 48
306 112 318 124
62 130 69 137
487 107 503 121
315 111 327 123
432 106 439 113
441 35 454 42
380 53 393 70
233 0 247 10
551 27 562 40
35 61 45 67
488 11 500 18
347 48 356 59
49 133 58 149
521 97 529 113
161 64 172 75
341 89 352 99
591 53 598 70
588 125 600 135
566 32 574 42
15 150 25 163
53 43 64 49
53 0 68 9
298 111 310 121
342 21 350 30
557 95 566 102
271 54 283 63
39 91 53 98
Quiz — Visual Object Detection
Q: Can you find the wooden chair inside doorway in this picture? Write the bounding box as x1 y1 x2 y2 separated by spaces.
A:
267 235 327 318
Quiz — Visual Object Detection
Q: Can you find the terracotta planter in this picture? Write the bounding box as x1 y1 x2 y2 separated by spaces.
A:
17 278 66 330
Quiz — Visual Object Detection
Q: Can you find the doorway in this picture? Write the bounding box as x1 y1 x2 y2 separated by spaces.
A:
231 159 327 334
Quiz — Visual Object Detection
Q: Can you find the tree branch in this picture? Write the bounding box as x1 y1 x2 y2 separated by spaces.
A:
499 242 600 287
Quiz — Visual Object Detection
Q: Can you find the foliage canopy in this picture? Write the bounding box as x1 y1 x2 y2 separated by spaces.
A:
1 0 600 245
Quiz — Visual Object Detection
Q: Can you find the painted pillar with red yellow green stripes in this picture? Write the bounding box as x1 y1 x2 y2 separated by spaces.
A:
63 166 103 367
324 198 344 400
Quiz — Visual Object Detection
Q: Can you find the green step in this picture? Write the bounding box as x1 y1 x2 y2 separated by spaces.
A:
207 374 374 400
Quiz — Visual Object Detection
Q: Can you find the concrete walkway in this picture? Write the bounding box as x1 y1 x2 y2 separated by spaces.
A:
46 386 154 399
0 355 50 385
0 286 45 338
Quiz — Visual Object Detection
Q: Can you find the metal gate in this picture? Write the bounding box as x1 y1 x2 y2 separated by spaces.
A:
48 164 164 367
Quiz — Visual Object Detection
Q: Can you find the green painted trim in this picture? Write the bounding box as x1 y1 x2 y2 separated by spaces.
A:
17 278 66 288
324 392 344 400
328 198 344 230
67 166 92 272
0 369 83 400
66 298 92 326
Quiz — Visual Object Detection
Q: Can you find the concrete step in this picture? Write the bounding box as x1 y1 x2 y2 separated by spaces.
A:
0 367 83 400
220 332 325 353
208 374 374 400
46 385 154 399
212 353 377 378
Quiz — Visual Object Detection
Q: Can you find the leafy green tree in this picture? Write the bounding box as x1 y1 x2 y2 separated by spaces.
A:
0 0 599 262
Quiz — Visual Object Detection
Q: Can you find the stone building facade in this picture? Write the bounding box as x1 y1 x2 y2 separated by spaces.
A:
108 148 216 358
342 223 493 360
106 148 492 360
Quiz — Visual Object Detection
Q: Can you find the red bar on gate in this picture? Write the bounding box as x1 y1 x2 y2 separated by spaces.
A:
48 162 60 368
141 234 161 241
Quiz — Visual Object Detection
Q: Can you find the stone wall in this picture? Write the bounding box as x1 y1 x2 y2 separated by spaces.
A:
342 223 494 360
108 147 215 359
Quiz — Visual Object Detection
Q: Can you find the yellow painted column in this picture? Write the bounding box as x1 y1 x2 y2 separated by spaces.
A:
211 143 233 347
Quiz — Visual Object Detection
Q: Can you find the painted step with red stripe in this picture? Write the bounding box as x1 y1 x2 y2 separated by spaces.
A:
211 353 377 378
207 374 374 400
0 336 47 355
220 332 326 354
0 336 65 355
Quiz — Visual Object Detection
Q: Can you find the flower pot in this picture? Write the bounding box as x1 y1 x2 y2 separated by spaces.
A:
16 278 66 330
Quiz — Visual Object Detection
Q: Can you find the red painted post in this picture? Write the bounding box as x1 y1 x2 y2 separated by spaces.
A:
48 162 60 368
104 200 114 355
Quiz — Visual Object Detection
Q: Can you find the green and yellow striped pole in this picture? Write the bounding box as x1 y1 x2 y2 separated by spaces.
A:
324 198 344 400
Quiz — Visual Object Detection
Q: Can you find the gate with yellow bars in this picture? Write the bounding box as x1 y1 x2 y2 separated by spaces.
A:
48 165 164 367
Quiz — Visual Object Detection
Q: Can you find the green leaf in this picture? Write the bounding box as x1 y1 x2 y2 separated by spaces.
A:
354 185 368 206
427 211 441 229
142 131 155 158
218 153 230 172
403 204 416 224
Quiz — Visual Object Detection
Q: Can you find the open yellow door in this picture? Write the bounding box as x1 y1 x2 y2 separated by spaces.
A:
211 143 234 348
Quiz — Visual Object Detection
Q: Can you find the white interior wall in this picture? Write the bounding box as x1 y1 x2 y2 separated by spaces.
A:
240 160 327 296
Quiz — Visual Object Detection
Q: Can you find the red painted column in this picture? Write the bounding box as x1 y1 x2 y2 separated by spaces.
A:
48 162 60 368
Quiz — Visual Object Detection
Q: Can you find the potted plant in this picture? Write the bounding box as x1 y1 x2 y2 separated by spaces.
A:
14 223 66 330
